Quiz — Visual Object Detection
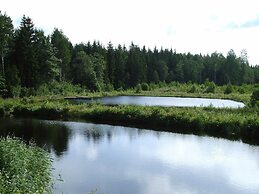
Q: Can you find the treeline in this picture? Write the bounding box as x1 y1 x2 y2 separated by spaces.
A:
1 12 259 97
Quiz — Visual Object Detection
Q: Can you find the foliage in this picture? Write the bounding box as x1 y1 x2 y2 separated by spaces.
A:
0 76 7 97
135 84 142 93
12 15 59 88
141 83 150 91
238 87 245 94
0 11 13 76
224 83 234 94
103 83 114 92
36 80 84 96
70 50 106 91
1 11 259 99
188 85 197 93
34 29 60 85
12 15 36 88
0 92 258 144
250 88 259 107
126 43 147 87
0 137 52 193
51 28 72 81
204 81 216 93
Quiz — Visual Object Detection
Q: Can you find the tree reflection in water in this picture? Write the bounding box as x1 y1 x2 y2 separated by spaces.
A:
0 118 70 157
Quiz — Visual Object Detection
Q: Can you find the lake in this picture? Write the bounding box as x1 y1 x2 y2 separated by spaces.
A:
72 96 245 108
0 118 258 194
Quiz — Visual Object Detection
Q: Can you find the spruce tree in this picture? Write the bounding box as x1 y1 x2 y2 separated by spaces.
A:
13 15 36 88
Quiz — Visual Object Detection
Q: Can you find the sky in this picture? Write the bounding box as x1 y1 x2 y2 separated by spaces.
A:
1 0 259 65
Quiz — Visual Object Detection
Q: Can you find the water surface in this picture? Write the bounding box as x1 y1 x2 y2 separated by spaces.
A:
0 118 258 194
74 96 245 108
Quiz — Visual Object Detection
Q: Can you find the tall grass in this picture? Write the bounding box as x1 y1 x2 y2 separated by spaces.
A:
0 137 52 193
1 97 258 144
0 83 258 144
8 82 254 105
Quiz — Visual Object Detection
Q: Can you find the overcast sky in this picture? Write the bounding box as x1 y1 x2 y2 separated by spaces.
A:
1 0 259 65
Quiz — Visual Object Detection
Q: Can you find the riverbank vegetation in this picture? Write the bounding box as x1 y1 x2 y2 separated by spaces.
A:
2 10 259 193
0 95 258 144
1 11 259 188
2 79 254 103
0 137 52 193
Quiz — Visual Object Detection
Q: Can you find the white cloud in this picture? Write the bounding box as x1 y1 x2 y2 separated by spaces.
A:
138 134 259 191
1 0 259 64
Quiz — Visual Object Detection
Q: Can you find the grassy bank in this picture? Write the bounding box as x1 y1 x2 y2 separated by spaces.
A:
16 81 255 104
0 137 52 193
0 96 259 145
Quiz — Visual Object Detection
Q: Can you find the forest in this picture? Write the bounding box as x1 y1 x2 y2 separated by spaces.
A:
1 12 259 97
2 9 259 194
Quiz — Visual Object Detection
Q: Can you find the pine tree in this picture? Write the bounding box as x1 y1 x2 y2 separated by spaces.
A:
114 45 127 88
106 42 115 84
175 62 184 82
126 44 147 87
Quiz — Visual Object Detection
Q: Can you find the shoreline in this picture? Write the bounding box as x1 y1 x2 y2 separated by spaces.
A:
0 97 258 145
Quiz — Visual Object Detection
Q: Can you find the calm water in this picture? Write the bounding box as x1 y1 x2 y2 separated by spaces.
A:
0 118 259 194
74 96 245 108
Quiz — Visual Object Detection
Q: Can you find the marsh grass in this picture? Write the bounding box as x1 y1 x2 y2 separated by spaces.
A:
0 83 258 144
0 137 52 193
2 97 257 143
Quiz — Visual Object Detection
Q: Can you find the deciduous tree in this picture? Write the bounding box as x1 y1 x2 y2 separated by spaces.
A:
0 11 13 76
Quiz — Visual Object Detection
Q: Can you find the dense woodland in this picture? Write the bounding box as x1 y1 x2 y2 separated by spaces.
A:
1 12 259 97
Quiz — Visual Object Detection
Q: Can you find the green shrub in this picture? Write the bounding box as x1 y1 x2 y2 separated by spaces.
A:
36 81 82 96
117 87 124 91
104 83 114 92
224 83 234 94
135 84 142 93
251 89 259 107
148 83 156 90
238 88 245 94
141 83 150 91
20 87 35 97
188 85 197 93
0 137 52 193
204 81 216 93
8 86 21 98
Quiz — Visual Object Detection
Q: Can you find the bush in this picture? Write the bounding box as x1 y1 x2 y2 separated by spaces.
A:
104 83 114 92
251 89 259 107
135 84 142 93
148 83 156 90
20 87 35 97
0 137 52 193
188 85 197 93
36 81 82 96
141 83 150 91
238 88 245 94
204 81 216 93
116 87 123 92
224 83 233 94
9 86 21 98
